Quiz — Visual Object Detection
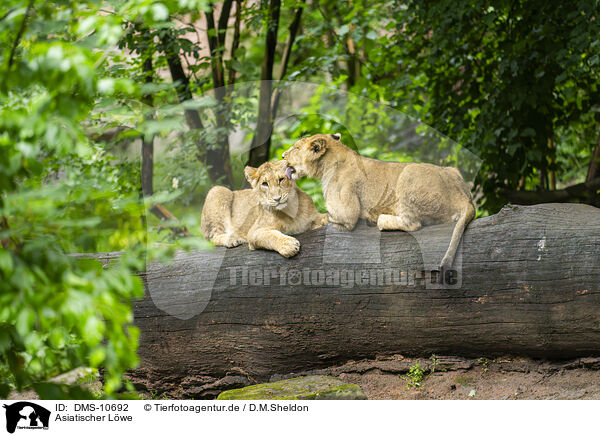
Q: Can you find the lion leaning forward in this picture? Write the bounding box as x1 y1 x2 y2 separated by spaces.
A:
283 133 475 270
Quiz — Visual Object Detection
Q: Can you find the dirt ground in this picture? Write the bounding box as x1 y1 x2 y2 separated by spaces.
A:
8 356 600 400
282 355 600 400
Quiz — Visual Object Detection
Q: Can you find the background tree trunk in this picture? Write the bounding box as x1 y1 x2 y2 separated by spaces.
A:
160 31 234 186
89 203 600 398
140 45 190 236
141 56 154 198
587 136 600 207
247 0 281 168
270 1 305 119
204 1 235 186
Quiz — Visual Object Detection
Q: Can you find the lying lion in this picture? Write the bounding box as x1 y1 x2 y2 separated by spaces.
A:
282 133 475 269
201 160 328 258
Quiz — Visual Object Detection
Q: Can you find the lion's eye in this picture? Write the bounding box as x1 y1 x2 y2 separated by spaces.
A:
278 177 284 184
262 181 268 187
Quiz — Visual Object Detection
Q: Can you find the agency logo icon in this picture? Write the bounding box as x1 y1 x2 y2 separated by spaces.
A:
2 402 50 434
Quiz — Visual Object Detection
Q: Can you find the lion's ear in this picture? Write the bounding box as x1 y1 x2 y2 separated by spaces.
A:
244 166 258 186
330 133 341 141
310 138 327 157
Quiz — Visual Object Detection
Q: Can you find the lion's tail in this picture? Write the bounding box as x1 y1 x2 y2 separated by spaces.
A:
440 201 475 270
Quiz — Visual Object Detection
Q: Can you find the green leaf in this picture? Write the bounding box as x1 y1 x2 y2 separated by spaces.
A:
520 128 536 138
151 3 169 21
15 309 35 338
366 30 378 40
0 249 13 273
76 258 103 274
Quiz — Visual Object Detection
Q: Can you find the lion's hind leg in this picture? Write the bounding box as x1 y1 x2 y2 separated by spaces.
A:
201 186 245 247
377 213 422 232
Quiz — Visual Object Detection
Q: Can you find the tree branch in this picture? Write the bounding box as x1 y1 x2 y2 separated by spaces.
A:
228 0 242 86
205 4 225 90
7 0 34 69
149 205 191 237
0 8 17 23
217 0 234 49
163 39 204 130
276 1 304 81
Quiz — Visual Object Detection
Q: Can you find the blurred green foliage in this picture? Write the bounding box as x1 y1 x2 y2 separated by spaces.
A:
0 0 207 399
392 0 600 211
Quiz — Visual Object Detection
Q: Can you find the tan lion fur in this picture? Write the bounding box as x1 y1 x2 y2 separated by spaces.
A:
282 133 475 269
201 160 327 258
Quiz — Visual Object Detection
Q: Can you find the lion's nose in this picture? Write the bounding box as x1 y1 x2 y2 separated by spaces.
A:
273 196 282 202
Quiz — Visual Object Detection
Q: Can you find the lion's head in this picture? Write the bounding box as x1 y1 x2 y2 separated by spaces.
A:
282 133 341 179
244 160 298 211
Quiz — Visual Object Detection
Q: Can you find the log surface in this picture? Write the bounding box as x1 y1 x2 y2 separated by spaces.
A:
101 203 600 397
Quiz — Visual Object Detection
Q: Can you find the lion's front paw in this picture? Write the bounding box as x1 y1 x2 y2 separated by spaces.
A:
277 236 300 258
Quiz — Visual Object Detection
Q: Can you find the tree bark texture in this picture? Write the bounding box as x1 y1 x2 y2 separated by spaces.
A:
89 203 600 397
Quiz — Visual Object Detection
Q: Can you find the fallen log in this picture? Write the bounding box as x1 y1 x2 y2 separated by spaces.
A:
96 203 600 398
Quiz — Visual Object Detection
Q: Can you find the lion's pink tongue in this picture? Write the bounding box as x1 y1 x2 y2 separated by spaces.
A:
285 166 295 179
